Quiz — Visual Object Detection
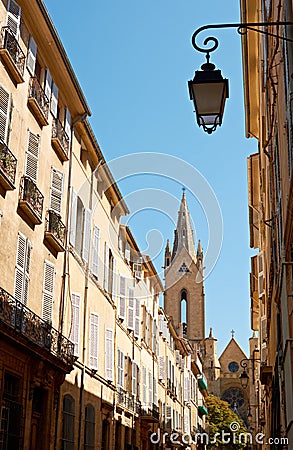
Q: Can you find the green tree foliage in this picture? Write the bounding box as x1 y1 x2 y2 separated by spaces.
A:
204 394 248 449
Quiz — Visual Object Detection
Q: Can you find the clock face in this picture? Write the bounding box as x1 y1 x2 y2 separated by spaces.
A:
228 361 239 373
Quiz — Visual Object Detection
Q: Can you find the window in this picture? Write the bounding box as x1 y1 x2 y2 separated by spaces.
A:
82 208 91 263
25 131 40 183
127 287 134 330
62 395 75 450
42 261 55 324
27 35 37 76
14 233 31 305
105 328 113 381
70 293 80 357
0 84 11 144
118 276 126 320
84 404 95 450
6 0 21 40
89 313 98 370
101 420 109 450
228 361 239 373
50 168 64 215
0 372 23 450
91 225 100 278
117 349 124 389
134 297 140 339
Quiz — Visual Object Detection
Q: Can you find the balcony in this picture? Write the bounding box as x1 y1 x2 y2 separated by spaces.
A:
0 139 17 191
0 27 25 83
140 403 160 422
116 388 140 414
28 77 49 127
51 118 70 161
44 210 66 252
18 176 44 225
0 286 75 369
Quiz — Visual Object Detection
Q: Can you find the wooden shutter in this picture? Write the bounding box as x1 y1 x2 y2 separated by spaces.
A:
105 328 113 381
0 85 11 143
134 297 140 338
42 261 55 323
14 233 31 305
103 243 109 292
51 82 58 118
117 349 124 388
184 376 189 402
71 293 80 357
50 168 64 215
112 257 116 299
89 313 98 370
70 189 77 246
64 108 71 141
91 225 100 278
27 36 37 75
159 356 165 382
127 287 134 330
6 0 21 39
25 131 39 182
82 208 91 263
152 319 157 352
184 412 189 434
44 69 52 102
118 276 126 320
125 242 130 262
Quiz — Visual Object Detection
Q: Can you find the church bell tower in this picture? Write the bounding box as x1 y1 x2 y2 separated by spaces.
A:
164 191 205 346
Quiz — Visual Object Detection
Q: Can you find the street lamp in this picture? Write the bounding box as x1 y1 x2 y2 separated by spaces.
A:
188 22 293 134
239 356 261 388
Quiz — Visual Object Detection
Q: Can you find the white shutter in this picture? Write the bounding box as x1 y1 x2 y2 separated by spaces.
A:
51 83 58 118
159 356 165 382
64 108 71 141
44 69 52 102
42 261 55 323
127 287 134 330
14 233 31 305
117 349 124 388
70 189 77 246
0 85 11 143
257 252 265 297
152 319 156 352
153 377 158 405
71 293 80 357
82 208 91 263
6 0 21 39
184 412 190 434
134 297 140 338
112 257 117 299
50 168 64 215
104 243 109 292
184 376 189 402
25 131 39 182
91 225 100 278
119 276 126 320
105 328 113 381
142 367 147 405
27 36 37 76
166 405 172 428
148 371 152 405
89 313 98 370
132 362 137 397
125 242 130 262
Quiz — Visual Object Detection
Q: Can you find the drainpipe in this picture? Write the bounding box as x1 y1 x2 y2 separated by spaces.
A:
54 112 87 450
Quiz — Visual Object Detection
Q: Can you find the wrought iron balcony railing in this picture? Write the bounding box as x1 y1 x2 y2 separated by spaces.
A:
116 388 141 414
51 118 70 161
19 176 44 224
28 77 49 126
45 210 66 252
0 138 17 189
140 403 160 421
0 287 75 367
0 27 25 82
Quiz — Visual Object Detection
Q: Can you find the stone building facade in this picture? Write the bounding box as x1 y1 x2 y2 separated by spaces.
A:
0 1 208 449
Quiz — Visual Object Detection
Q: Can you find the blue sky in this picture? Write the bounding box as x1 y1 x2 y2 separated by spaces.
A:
44 0 257 354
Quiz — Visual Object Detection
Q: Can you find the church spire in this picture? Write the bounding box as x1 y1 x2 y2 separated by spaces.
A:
171 190 196 260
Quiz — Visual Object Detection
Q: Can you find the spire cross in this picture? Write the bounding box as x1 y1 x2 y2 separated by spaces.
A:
231 329 235 339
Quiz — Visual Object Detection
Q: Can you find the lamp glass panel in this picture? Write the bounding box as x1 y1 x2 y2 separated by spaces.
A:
192 82 225 114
